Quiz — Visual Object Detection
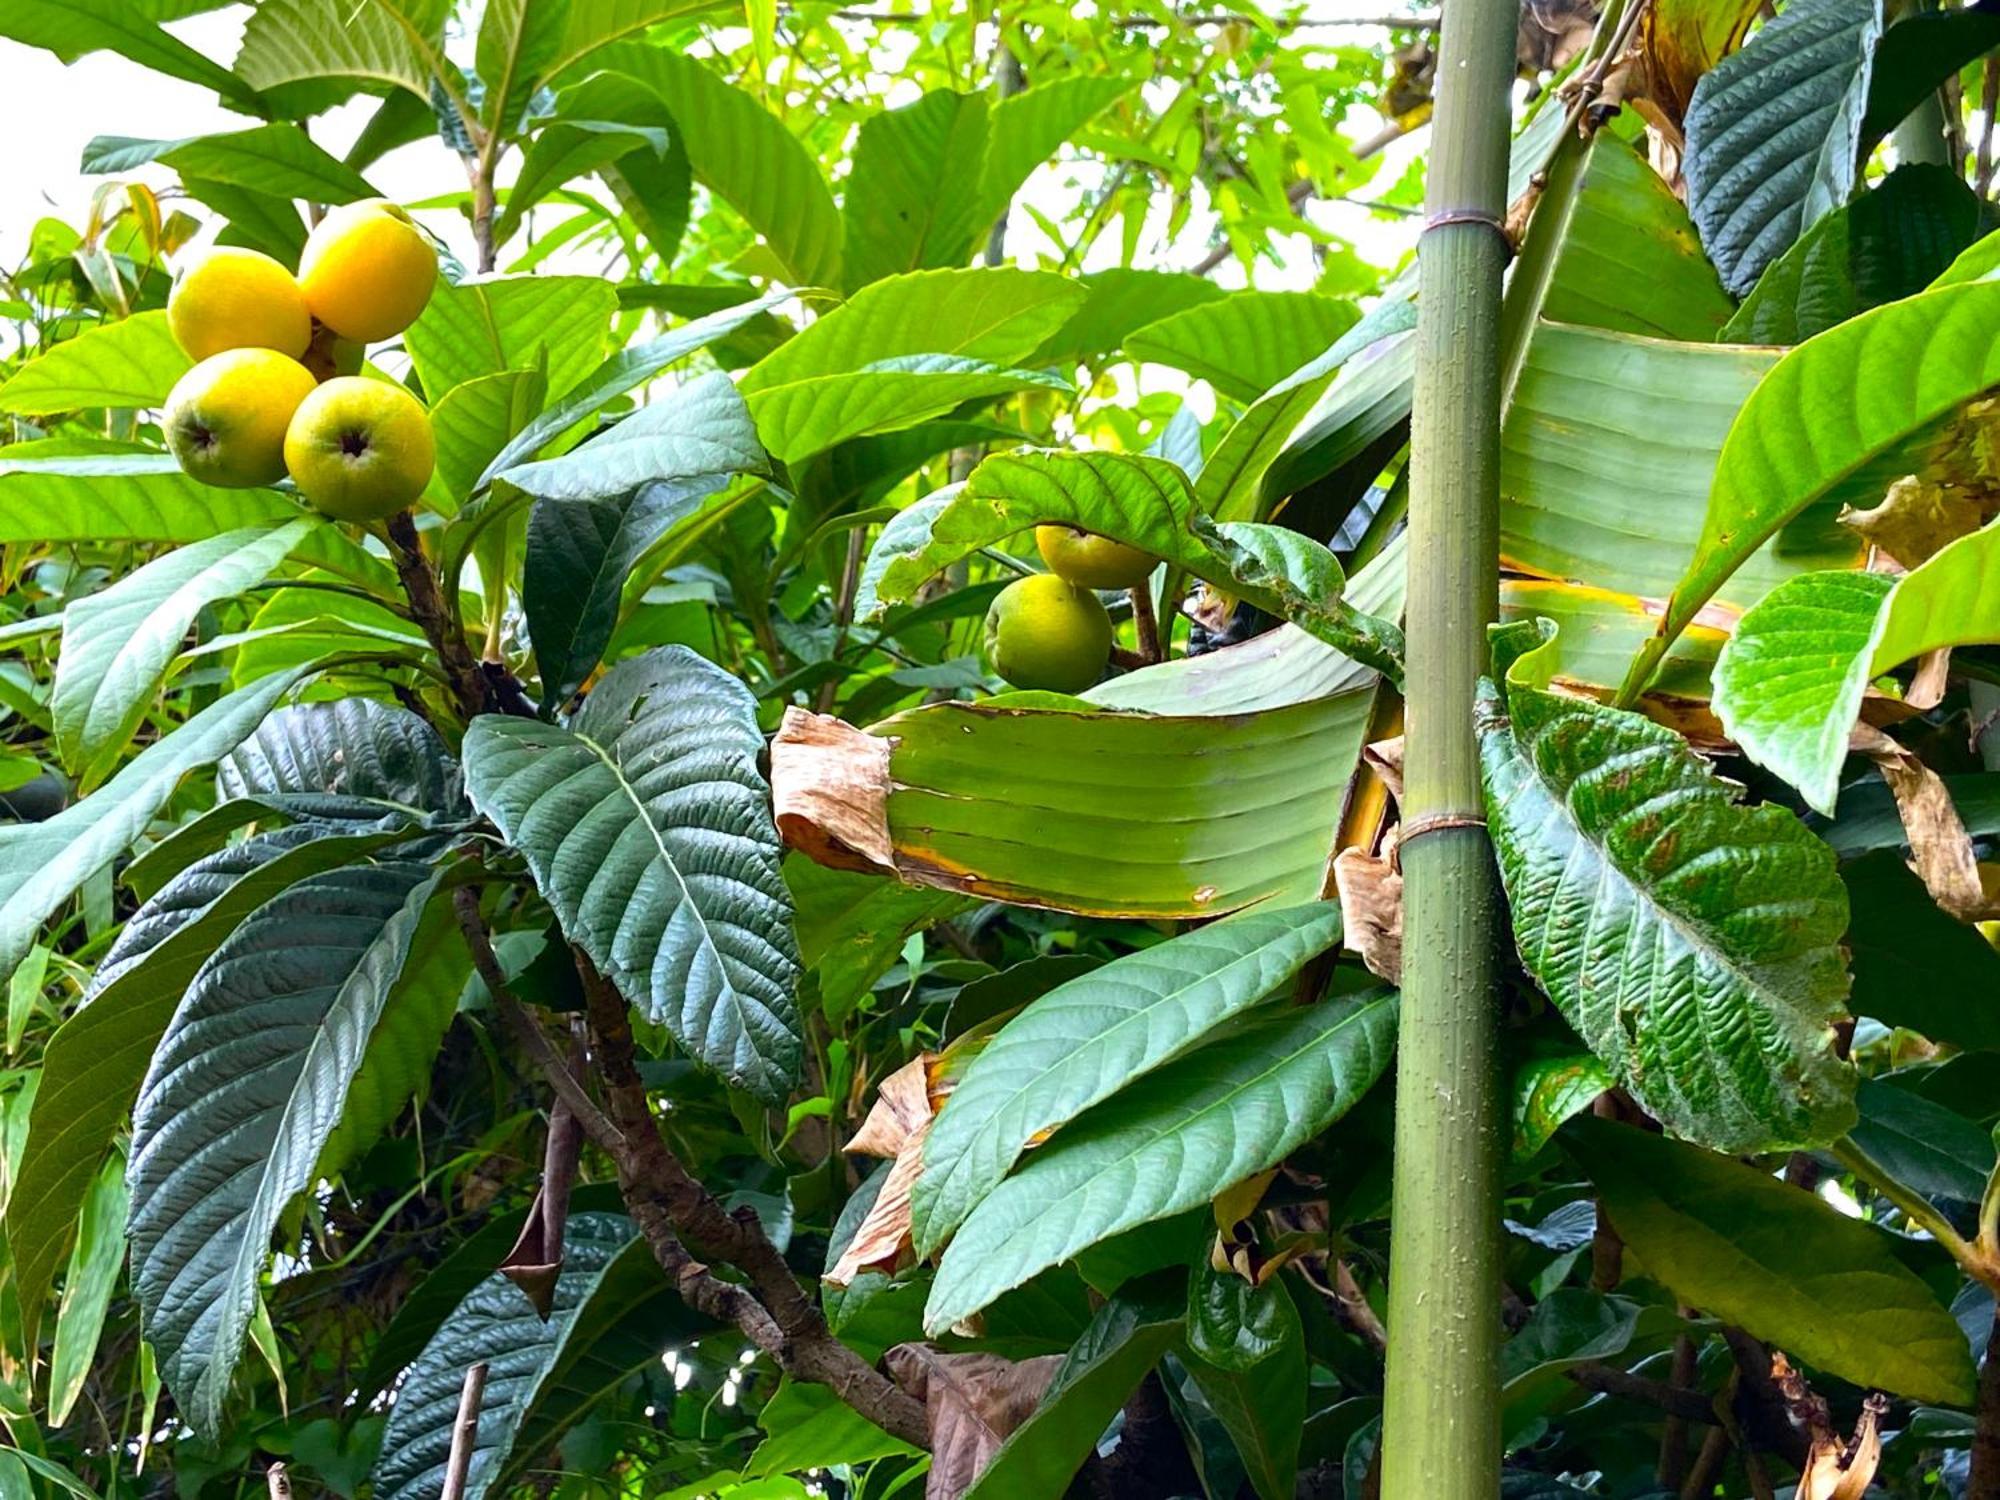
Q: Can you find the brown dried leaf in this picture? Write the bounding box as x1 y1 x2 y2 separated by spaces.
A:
1361 735 1404 804
829 1119 930 1286
1850 724 1997 921
771 707 897 874
499 1099 582 1319
1333 843 1403 985
829 1057 943 1287
1639 0 1764 128
886 1344 1063 1500
849 1056 934 1159
1780 1348 1887 1500
1841 475 1984 570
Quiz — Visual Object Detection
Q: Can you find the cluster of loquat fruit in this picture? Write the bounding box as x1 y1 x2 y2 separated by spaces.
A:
162 199 441 524
983 527 1159 693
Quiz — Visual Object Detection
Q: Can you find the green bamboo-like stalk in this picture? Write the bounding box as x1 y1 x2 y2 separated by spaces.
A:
1377 0 1520 1490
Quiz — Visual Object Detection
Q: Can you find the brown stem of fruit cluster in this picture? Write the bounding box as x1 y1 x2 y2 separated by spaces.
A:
383 510 490 720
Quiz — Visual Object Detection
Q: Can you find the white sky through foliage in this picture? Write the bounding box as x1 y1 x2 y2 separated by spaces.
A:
0 3 1426 285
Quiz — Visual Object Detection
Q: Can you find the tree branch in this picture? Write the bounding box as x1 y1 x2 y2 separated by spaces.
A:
440 1362 488 1500
1972 1310 2000 1500
1567 1362 1714 1426
578 957 931 1448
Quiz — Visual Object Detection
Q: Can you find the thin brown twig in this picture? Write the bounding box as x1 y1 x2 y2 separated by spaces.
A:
1129 585 1163 664
1657 1324 1698 1488
439 1362 489 1500
1679 1420 1731 1500
1979 58 2000 198
452 887 626 1155
1568 1362 1714 1426
1189 117 1416 277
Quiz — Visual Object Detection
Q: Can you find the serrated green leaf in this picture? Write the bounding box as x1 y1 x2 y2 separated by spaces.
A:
222 698 467 814
373 1212 708 1500
739 268 1082 461
591 43 842 286
543 0 731 84
475 0 566 133
234 0 451 101
462 646 802 1101
1031 268 1228 366
1629 271 2000 698
858 448 1402 677
975 75 1137 232
0 311 189 415
1481 618 1854 1153
502 368 767 501
1565 1114 1975 1404
1195 304 1412 524
0 452 380 580
1258 326 1412 513
1717 525 2000 813
925 990 1396 1331
406 276 615 408
1508 1046 1613 1163
0 660 329 987
85 125 379 207
185 177 309 263
6 823 418 1354
478 288 792 487
525 472 745 705
498 119 659 248
1125 291 1360 403
316 893 467 1183
1859 4 2000 150
53 519 316 789
915 902 1344 1256
129 860 442 1436
1724 164 1985 345
840 89 990 290
1682 0 1884 296
430 369 547 506
1849 1077 1995 1203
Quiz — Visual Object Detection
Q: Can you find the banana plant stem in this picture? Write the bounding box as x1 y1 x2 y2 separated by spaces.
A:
1376 0 1518 1491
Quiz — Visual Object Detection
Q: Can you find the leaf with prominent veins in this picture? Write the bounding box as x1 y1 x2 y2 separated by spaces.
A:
463 646 803 1101
1482 619 1854 1153
914 902 1345 1256
127 861 442 1438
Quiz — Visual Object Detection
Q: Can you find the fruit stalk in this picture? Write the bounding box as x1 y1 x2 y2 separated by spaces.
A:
384 511 490 720
1376 0 1517 1490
